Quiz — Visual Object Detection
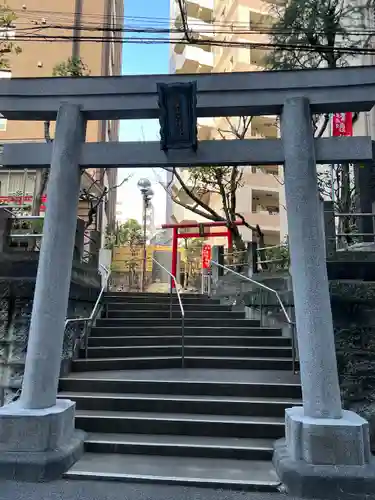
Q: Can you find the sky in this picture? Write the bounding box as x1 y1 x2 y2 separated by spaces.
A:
116 0 170 228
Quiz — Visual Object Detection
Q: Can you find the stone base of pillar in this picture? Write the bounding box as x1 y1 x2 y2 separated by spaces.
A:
273 406 375 499
0 399 85 481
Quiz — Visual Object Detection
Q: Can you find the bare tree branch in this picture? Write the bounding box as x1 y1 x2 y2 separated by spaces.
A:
82 174 131 230
163 115 269 251
315 114 330 138
170 167 223 221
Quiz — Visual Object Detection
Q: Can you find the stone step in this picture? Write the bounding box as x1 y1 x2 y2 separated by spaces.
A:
90 326 281 337
64 452 280 491
59 391 301 417
83 432 275 461
95 318 260 328
106 310 245 319
84 345 293 359
103 293 217 304
87 335 291 347
106 302 231 311
59 376 302 399
71 356 296 372
74 410 285 439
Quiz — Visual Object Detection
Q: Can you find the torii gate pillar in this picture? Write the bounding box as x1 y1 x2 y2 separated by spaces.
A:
273 97 372 498
0 103 85 480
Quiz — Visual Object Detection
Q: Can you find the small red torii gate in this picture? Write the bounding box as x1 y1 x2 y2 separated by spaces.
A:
161 220 245 288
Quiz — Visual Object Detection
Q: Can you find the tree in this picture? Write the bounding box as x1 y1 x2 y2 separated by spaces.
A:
318 164 358 246
32 57 130 227
164 116 266 254
105 219 143 250
0 3 21 70
264 0 369 137
264 0 370 245
117 219 143 247
32 57 90 216
52 57 90 77
107 219 144 289
265 0 370 71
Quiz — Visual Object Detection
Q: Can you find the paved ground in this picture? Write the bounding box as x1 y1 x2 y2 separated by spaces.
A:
0 480 295 500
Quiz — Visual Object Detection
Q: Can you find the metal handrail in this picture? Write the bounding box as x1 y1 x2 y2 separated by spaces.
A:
210 260 297 373
64 264 111 359
257 243 287 252
151 257 185 368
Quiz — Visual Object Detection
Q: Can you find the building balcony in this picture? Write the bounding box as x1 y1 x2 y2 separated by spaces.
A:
246 210 280 230
215 42 268 73
244 169 281 190
185 0 213 22
175 185 211 206
198 117 216 139
252 116 278 138
174 16 212 42
261 0 285 6
174 45 214 73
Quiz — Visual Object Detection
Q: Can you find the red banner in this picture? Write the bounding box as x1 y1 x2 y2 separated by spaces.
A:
0 195 47 211
202 244 211 270
332 112 353 137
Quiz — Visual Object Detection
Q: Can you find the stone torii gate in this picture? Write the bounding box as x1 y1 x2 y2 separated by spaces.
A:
0 67 375 496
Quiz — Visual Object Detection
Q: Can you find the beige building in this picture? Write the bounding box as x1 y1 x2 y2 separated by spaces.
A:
168 0 285 246
0 0 123 235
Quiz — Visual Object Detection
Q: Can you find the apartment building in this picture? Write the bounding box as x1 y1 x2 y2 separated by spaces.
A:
0 0 123 237
168 0 285 247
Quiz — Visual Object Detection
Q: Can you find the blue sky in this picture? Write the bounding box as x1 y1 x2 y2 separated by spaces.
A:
117 0 170 226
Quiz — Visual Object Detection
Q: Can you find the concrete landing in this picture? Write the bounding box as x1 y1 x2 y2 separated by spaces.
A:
0 479 295 500
65 453 280 490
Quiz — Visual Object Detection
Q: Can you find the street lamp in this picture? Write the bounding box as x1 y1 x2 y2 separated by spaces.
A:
137 178 154 292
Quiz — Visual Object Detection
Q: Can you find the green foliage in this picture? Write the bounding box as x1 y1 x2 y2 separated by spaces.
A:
105 219 143 250
116 219 143 247
264 0 363 238
188 166 243 194
0 3 22 69
263 239 290 271
52 57 90 77
264 0 367 71
12 217 43 233
183 237 204 258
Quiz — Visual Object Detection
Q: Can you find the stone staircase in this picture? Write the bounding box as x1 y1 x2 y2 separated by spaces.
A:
59 292 301 490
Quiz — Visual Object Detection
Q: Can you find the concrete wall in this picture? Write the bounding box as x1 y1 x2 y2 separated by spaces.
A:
0 263 100 405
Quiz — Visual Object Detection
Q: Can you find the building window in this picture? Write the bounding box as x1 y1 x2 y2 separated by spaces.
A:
0 70 11 131
251 166 257 174
110 40 115 68
0 117 7 131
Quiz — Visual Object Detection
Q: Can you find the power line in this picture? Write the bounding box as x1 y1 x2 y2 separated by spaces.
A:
176 0 191 41
12 7 375 32
9 32 375 57
3 7 375 59
10 21 375 39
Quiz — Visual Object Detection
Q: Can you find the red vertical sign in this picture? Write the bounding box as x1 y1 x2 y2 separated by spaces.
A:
332 112 353 137
201 244 211 269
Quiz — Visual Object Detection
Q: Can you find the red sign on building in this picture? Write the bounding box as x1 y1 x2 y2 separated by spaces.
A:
201 244 212 269
332 112 353 137
0 195 47 212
